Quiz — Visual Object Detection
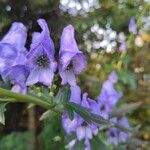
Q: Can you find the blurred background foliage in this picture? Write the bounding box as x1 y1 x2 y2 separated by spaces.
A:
0 0 150 149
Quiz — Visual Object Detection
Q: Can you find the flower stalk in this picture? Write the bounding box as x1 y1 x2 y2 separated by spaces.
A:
0 87 62 114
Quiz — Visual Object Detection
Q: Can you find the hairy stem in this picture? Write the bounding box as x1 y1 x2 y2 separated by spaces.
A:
0 87 62 114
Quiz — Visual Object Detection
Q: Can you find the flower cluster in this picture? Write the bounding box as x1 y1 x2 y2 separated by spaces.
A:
62 71 131 150
0 19 131 150
0 19 86 93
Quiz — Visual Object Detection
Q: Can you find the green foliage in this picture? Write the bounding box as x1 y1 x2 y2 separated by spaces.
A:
110 102 142 118
91 136 113 150
0 132 32 150
39 117 65 150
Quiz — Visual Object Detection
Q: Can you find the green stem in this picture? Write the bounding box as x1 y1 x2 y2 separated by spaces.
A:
0 87 62 114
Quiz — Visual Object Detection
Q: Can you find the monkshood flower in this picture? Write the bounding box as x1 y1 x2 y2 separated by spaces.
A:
98 71 122 113
128 17 137 34
2 65 29 94
107 117 131 145
0 22 27 75
26 19 57 86
62 86 99 150
59 25 87 86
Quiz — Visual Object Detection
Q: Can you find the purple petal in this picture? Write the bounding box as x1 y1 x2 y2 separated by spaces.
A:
128 17 137 34
11 84 27 94
60 70 76 86
1 22 27 51
85 126 93 139
2 65 29 87
76 126 86 141
60 25 80 53
0 43 17 73
59 51 77 71
84 138 91 150
81 93 90 108
88 98 100 114
72 53 87 75
59 24 87 72
62 112 79 134
107 128 119 145
30 19 55 58
108 71 118 83
70 85 81 104
90 124 98 135
26 67 39 85
39 68 54 86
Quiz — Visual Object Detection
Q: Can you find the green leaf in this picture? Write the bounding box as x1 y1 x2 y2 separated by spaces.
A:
92 137 113 150
39 110 51 121
66 102 111 125
0 102 7 125
66 102 131 133
118 71 136 89
110 102 142 118
27 103 35 109
54 86 70 105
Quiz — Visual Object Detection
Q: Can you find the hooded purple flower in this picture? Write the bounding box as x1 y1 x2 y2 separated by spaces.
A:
98 71 122 109
2 65 29 94
107 117 131 145
0 22 27 75
62 86 99 150
59 25 87 86
128 17 137 34
26 19 57 86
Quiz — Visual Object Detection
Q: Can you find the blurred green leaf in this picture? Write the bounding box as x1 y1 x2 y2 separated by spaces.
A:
110 102 142 118
0 132 32 150
54 86 70 105
39 110 51 121
118 70 136 89
66 102 111 125
91 136 113 150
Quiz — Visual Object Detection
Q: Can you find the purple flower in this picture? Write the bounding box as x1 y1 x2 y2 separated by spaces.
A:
59 25 87 86
2 65 29 94
98 71 122 111
128 17 137 34
108 127 119 145
75 94 99 150
107 117 131 145
0 22 27 75
119 41 126 52
62 86 99 150
1 22 27 53
118 117 131 143
26 19 57 86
